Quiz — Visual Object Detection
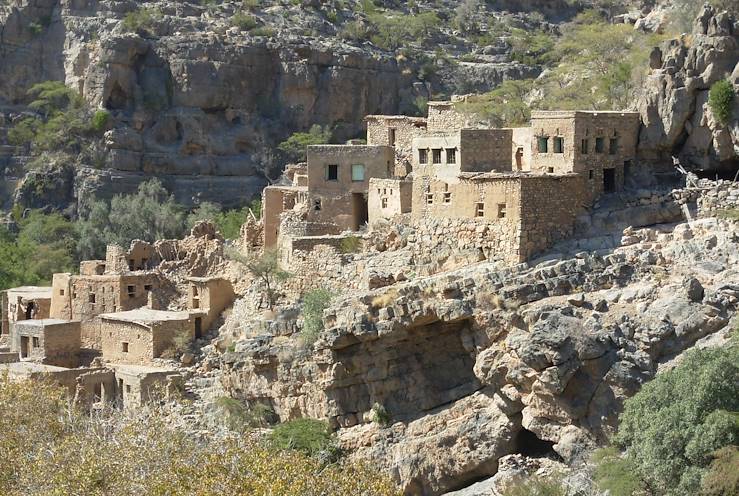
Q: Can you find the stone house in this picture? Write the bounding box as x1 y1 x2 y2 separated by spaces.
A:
0 286 52 336
365 115 427 176
10 319 81 368
109 363 182 409
368 177 413 225
186 276 235 337
529 110 640 200
99 308 195 365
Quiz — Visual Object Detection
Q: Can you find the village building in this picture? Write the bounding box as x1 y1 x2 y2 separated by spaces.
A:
368 177 413 225
108 363 182 409
10 319 81 368
99 308 195 365
0 286 52 336
187 276 235 336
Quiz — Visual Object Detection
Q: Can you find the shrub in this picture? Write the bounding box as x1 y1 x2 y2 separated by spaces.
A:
91 109 110 132
7 117 37 147
371 288 398 309
277 125 332 163
269 418 335 457
715 208 739 221
232 12 258 30
592 447 645 496
609 345 739 495
249 26 274 37
121 7 160 34
708 80 735 126
370 403 391 427
228 249 291 310
501 476 567 496
701 445 739 496
301 288 333 344
339 235 362 253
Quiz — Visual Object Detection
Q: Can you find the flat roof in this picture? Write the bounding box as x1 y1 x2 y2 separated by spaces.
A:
14 319 79 327
364 115 427 122
459 171 579 181
187 276 228 283
531 110 640 118
99 308 191 324
3 286 53 299
108 363 179 375
0 361 69 374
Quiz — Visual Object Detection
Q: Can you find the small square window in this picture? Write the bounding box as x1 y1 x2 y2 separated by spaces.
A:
553 137 564 154
32 337 40 348
432 149 442 164
589 169 594 180
127 285 135 298
144 284 152 291
497 203 507 218
59 289 65 296
351 164 365 181
595 137 605 153
326 164 338 181
475 202 485 217
122 342 129 353
419 149 428 164
547 167 555 173
443 192 452 204
381 198 388 208
581 138 589 154
426 193 434 205
313 199 322 211
125 384 131 393
537 137 549 153
89 293 96 304
446 148 457 164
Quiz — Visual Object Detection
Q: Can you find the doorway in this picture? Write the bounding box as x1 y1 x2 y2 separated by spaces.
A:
25 302 34 319
351 193 368 231
194 317 202 339
20 336 29 358
603 168 616 193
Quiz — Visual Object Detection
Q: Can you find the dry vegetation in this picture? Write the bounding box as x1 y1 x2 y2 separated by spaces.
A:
0 375 399 495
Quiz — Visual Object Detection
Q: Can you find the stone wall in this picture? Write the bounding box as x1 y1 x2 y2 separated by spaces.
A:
368 178 413 225
695 179 739 216
459 128 513 173
101 319 154 364
427 101 476 132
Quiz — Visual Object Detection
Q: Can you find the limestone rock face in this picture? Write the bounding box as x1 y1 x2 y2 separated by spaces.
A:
637 5 739 172
219 206 739 494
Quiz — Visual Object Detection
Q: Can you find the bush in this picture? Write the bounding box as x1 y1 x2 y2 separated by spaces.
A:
501 476 567 496
232 12 258 30
339 235 362 253
301 288 333 344
609 344 739 495
701 445 739 496
269 418 335 457
91 109 110 132
0 376 398 495
708 80 735 126
370 403 391 427
368 12 439 51
277 125 332 163
592 447 645 496
121 7 160 34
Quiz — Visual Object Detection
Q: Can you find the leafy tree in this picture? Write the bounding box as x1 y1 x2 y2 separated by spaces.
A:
228 249 290 310
602 344 739 495
77 179 187 259
456 79 534 127
301 288 333 344
701 445 739 496
188 201 261 240
708 80 735 126
277 125 332 163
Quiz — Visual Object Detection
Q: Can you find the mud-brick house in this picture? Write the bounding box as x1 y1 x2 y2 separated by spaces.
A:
10 319 81 368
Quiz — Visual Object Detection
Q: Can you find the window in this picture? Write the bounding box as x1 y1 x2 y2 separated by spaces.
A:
446 148 457 164
595 137 605 153
127 285 135 298
547 167 555 173
122 342 129 353
589 169 594 180
381 198 388 208
537 136 548 153
426 193 434 205
128 260 134 271
125 384 131 393
141 258 148 268
89 293 96 304
553 137 564 154
432 148 442 164
59 289 65 296
497 203 507 218
32 337 40 348
581 139 589 154
389 128 396 146
443 192 452 204
419 148 428 164
313 199 321 211
326 164 338 181
144 284 152 291
351 164 365 181
475 202 485 217
609 137 619 155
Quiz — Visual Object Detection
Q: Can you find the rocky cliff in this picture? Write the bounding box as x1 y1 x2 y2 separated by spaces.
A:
638 5 739 174
216 183 739 494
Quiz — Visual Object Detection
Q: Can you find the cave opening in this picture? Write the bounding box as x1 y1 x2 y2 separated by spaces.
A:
106 82 129 110
515 428 562 460
693 161 739 180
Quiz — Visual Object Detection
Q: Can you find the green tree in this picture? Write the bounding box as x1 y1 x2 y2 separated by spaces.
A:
301 288 333 344
708 80 735 126
603 345 739 495
277 125 332 163
456 79 534 126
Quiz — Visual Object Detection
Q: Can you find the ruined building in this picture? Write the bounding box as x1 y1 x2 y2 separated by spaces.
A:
260 100 640 264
